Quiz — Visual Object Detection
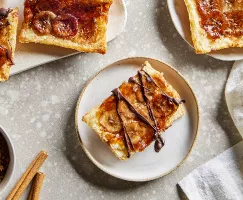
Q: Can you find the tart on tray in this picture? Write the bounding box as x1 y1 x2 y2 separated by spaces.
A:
19 0 113 54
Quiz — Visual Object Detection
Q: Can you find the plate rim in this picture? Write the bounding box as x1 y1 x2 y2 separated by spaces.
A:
75 57 200 182
167 0 192 48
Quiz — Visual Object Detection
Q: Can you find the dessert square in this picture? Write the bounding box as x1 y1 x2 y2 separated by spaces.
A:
0 8 18 82
184 0 243 53
19 0 113 54
82 61 185 160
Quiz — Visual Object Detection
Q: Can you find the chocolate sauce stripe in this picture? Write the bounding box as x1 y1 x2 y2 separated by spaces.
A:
138 70 164 152
112 87 159 157
140 69 185 106
112 93 133 158
138 71 157 130
128 77 150 91
123 125 133 158
112 88 156 131
112 68 184 157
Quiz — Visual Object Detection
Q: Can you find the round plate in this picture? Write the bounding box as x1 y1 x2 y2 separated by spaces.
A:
167 0 243 61
107 0 127 42
75 57 199 181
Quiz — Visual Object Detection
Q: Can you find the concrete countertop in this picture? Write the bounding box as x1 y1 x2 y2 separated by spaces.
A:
1 0 242 199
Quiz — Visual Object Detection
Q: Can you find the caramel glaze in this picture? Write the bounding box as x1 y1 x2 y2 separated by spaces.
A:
112 69 185 157
196 0 243 39
24 0 110 39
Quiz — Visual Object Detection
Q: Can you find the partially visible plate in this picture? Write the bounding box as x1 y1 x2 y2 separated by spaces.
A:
1 0 127 75
167 0 243 61
75 57 199 181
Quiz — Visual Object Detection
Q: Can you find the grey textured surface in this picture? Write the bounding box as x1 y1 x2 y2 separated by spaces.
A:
0 0 242 199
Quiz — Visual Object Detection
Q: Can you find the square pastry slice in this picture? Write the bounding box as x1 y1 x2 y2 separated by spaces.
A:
82 61 185 160
19 0 113 54
184 0 243 53
0 8 18 82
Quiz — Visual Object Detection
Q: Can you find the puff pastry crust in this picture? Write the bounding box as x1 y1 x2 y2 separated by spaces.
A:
0 8 18 82
82 61 185 160
19 0 113 54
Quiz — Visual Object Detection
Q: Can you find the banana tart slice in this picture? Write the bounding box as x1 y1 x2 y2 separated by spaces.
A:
82 61 185 160
19 0 113 54
0 8 18 82
184 0 243 53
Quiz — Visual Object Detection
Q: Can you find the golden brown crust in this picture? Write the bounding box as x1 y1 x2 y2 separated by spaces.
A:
19 0 112 54
184 0 243 54
0 8 18 82
82 62 185 160
19 28 107 54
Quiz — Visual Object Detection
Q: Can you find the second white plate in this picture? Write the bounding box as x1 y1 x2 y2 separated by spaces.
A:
1 0 127 75
167 0 243 61
75 57 199 181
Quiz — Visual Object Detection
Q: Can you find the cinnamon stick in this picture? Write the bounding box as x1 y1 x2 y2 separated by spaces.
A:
27 183 34 200
7 151 48 200
28 172 45 200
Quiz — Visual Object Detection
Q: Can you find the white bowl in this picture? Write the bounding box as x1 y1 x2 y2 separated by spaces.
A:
0 126 15 195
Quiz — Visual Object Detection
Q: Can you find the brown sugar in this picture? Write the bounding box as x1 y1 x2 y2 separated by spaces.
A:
0 133 10 182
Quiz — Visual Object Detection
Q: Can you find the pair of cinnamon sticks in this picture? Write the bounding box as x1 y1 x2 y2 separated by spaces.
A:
7 151 48 200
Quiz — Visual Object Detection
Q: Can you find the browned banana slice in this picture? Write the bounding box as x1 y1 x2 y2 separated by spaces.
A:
99 110 122 133
52 14 78 39
33 11 56 35
0 8 11 19
151 93 176 119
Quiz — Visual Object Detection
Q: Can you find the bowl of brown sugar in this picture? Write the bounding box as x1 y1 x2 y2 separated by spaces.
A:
0 126 15 194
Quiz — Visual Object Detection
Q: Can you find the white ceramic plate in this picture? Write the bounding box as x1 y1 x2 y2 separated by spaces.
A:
1 0 127 75
167 0 243 61
75 57 199 181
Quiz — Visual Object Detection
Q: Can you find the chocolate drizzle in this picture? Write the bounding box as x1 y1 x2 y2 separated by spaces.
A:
140 68 185 106
112 88 158 157
137 70 165 152
128 77 150 91
112 88 156 130
112 88 133 158
113 68 185 157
